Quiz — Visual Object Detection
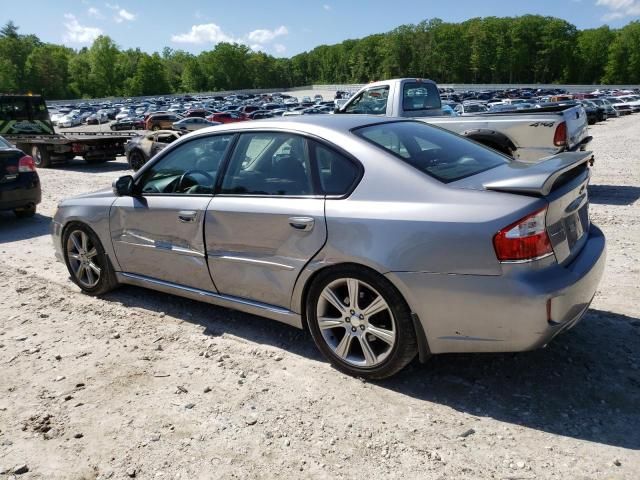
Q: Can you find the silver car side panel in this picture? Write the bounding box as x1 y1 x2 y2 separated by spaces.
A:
116 272 303 328
110 195 216 291
52 189 119 268
205 196 327 308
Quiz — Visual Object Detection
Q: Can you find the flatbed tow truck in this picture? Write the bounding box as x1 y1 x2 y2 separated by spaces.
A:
1 94 135 167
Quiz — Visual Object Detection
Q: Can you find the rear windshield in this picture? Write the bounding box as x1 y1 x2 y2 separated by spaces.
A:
354 121 509 183
402 82 441 112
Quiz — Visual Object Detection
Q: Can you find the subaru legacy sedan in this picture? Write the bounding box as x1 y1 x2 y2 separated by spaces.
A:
52 116 605 379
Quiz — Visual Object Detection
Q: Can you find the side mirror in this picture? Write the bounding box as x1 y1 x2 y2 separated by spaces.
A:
113 175 134 196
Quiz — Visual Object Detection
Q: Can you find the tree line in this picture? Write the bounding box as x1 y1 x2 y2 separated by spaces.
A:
0 16 639 100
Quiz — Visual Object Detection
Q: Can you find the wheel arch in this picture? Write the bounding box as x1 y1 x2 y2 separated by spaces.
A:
462 129 516 157
293 260 431 361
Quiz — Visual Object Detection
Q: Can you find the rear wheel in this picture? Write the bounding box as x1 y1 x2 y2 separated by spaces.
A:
63 223 118 295
306 266 417 379
14 204 36 218
31 144 51 168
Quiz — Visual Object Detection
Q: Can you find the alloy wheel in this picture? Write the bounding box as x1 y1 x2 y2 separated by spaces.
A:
66 230 101 288
316 278 396 368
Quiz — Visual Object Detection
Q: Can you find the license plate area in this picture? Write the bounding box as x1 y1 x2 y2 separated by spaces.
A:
564 203 589 250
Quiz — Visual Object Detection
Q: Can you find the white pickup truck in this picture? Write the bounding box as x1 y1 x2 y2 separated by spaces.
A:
335 78 592 163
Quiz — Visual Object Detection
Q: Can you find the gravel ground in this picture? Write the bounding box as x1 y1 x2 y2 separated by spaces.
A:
0 114 639 479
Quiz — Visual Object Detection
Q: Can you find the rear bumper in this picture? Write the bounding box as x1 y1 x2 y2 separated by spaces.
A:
0 173 41 211
387 224 606 354
568 135 593 152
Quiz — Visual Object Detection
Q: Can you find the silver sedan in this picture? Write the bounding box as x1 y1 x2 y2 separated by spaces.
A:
52 116 605 379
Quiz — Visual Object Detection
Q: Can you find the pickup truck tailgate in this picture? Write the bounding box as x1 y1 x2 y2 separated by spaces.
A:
562 105 590 151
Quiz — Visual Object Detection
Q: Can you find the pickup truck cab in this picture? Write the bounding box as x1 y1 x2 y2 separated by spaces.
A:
336 79 592 163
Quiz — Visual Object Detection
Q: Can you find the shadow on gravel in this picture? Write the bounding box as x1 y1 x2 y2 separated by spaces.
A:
104 284 321 359
384 308 640 451
0 212 52 243
56 157 130 174
589 184 640 206
103 285 640 450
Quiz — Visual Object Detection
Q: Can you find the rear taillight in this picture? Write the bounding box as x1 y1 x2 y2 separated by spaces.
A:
493 208 553 262
18 155 36 172
553 122 567 147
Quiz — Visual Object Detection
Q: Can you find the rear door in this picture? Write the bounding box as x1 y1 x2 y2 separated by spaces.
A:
205 131 326 309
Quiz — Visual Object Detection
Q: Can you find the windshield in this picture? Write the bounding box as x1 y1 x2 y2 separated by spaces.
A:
354 121 509 183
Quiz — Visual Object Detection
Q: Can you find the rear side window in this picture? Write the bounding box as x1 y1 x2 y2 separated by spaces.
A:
312 142 360 196
221 132 314 196
354 121 508 183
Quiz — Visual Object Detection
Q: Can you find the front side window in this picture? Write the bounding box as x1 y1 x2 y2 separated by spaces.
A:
344 86 389 115
221 132 313 196
138 134 233 195
354 121 508 183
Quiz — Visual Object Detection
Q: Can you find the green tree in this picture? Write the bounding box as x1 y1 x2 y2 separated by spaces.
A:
68 49 93 98
604 22 640 84
25 44 72 98
181 58 207 92
575 27 614 83
88 36 120 96
129 53 170 95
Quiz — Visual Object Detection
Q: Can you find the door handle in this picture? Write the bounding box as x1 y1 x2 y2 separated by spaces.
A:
178 210 197 223
289 216 315 231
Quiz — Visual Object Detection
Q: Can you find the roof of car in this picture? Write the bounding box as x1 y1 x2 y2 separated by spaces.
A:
194 114 401 137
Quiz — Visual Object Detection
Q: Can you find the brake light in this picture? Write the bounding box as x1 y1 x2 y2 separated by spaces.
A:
18 155 36 172
553 122 567 147
493 208 553 262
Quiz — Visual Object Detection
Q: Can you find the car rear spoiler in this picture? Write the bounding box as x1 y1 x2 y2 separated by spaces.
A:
483 151 593 196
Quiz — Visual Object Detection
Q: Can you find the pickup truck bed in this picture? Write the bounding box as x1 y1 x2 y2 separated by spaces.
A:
336 78 592 163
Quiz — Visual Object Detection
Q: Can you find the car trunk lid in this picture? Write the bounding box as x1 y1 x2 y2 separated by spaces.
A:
452 151 593 265
0 149 24 183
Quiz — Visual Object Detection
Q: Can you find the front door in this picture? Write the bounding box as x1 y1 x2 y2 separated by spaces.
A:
205 132 327 309
110 133 233 290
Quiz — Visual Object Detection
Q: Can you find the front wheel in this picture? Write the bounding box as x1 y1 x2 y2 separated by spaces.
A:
63 223 118 295
306 266 417 379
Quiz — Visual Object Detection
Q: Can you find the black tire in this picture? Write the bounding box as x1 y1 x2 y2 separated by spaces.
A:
306 265 417 379
31 144 51 168
62 223 118 296
14 204 36 218
128 150 146 171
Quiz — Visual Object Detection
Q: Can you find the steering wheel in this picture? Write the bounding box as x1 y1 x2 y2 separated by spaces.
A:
176 169 215 193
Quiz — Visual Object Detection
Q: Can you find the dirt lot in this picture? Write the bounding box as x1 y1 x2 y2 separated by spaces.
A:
1 115 639 480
